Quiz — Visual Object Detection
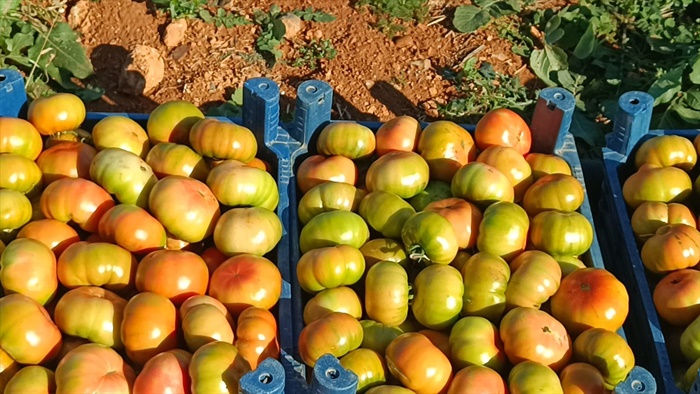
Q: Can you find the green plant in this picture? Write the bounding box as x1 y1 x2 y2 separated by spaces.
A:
293 39 337 70
206 87 243 118
152 0 207 19
199 8 249 28
292 7 336 22
357 0 428 38
0 0 102 100
452 0 522 33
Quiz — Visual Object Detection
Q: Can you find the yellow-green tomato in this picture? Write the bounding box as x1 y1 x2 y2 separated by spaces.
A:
681 315 700 362
213 207 282 257
360 320 404 355
0 118 43 160
451 162 514 207
476 202 529 262
297 245 365 293
505 251 561 310
189 341 251 394
460 252 510 323
299 312 364 367
304 286 362 324
298 182 366 224
401 211 459 265
573 328 635 389
365 262 409 327
0 189 32 231
522 174 584 216
92 116 150 159
4 366 55 394
206 159 278 210
146 142 210 182
89 148 158 208
300 211 369 253
508 361 563 394
365 151 430 199
634 134 697 171
0 153 43 196
365 386 415 394
412 264 464 330
622 164 692 208
340 349 387 393
449 316 507 373
359 191 415 240
530 211 593 257
317 122 376 160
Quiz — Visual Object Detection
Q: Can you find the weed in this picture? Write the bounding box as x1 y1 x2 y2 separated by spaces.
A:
206 87 243 118
152 0 207 19
292 7 336 23
199 8 249 28
452 0 522 33
356 0 428 37
292 39 337 70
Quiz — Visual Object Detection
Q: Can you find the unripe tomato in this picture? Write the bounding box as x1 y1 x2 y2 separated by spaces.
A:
681 315 700 362
136 250 209 305
530 210 593 257
147 100 204 145
299 312 363 367
412 265 464 330
460 252 510 323
556 255 586 277
0 189 32 231
450 250 472 272
90 148 158 208
189 341 251 393
213 207 282 256
304 286 362 324
417 120 477 182
190 118 257 162
449 317 507 373
505 250 561 310
0 238 57 305
635 134 697 171
365 150 431 198
408 180 452 211
0 118 43 160
297 245 365 293
39 178 115 233
559 363 606 394
360 238 408 269
57 242 136 291
16 219 80 258
98 204 167 254
146 142 210 181
424 198 482 250
622 164 692 208
447 365 506 394
298 182 365 224
235 307 279 370
44 129 91 148
340 349 388 392
681 359 700 393
522 174 584 216
206 159 278 210
451 162 514 207
360 320 404 355
92 116 150 158
573 328 635 389
121 292 178 366
641 224 700 273
359 191 415 239
376 115 421 156
474 108 531 155
297 155 358 194
477 202 529 262
132 349 191 394
402 211 459 265
181 304 234 352
0 153 43 196
3 365 55 394
653 269 700 326
385 333 452 394
365 262 409 327
525 153 571 180
631 202 696 241
37 142 96 185
477 145 533 201
508 361 563 394
28 93 86 136
317 122 376 160
366 386 415 394
300 211 369 253
0 294 62 365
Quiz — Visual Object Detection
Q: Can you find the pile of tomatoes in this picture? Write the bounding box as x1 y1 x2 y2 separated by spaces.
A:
294 111 637 394
0 93 284 393
622 133 700 392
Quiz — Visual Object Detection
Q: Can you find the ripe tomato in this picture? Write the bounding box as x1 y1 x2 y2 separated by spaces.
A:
359 191 415 239
525 153 571 181
180 295 232 321
460 252 509 323
299 312 363 367
53 287 127 349
207 160 278 210
424 198 482 250
298 182 365 224
3 365 55 394
0 118 43 160
474 108 531 155
209 254 282 316
0 294 62 365
365 262 409 327
417 120 477 182
641 224 700 273
98 204 166 254
189 341 251 393
500 307 572 371
551 268 629 336
36 142 96 185
530 210 593 257
508 361 563 394
419 329 451 358
16 219 79 258
376 115 421 156
385 333 452 394
0 153 43 196
300 211 369 253
635 135 697 171
146 100 204 145
573 328 634 389
559 362 607 394
622 164 692 208
505 251 561 310
58 242 136 291
55 344 134 394
0 189 32 231
181 303 234 352
91 116 150 159
200 247 228 276
412 265 463 330
89 148 158 208
402 211 459 265
149 176 221 243
136 250 209 305
451 162 514 207
28 93 85 136
654 269 700 326
0 238 57 305
477 202 529 262
235 307 279 370
213 207 282 256
366 151 430 199
360 238 408 269
40 177 115 233
146 142 210 182
447 365 506 394
522 174 584 216
477 145 533 201
246 157 271 171
189 119 257 162
297 245 365 293
317 122 376 160
121 292 178 366
631 202 696 241
304 286 362 324
449 317 507 373
297 155 358 194
408 180 452 211
340 349 387 392
132 349 191 394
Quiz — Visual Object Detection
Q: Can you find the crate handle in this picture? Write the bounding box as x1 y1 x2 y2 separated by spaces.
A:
311 354 358 394
293 80 333 147
243 77 281 142
606 91 654 157
530 87 576 154
0 69 29 118
612 366 657 394
239 357 286 394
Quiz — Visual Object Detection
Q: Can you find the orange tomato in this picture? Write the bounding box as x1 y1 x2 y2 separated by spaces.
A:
630 202 696 241
16 219 80 258
40 178 115 233
424 198 482 250
121 292 178 366
641 224 700 273
36 142 96 185
133 349 191 394
447 365 506 394
54 344 135 394
297 155 358 194
559 362 606 394
0 238 57 305
376 116 422 156
236 307 279 369
385 333 452 394
0 294 62 365
135 250 209 305
97 204 167 254
417 120 477 182
477 145 533 201
474 108 531 155
28 93 86 136
653 269 700 326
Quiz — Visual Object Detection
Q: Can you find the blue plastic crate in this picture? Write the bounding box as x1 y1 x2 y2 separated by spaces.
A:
0 68 290 394
600 90 700 394
284 80 656 394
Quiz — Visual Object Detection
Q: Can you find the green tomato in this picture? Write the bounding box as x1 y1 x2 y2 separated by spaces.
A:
573 328 635 389
297 245 365 293
365 151 429 199
365 261 409 327
530 211 593 257
508 361 563 394
411 264 464 330
300 211 370 253
360 320 404 355
401 211 459 265
449 316 507 373
340 349 387 393
408 180 452 211
89 148 158 208
681 314 700 362
477 202 529 262
298 182 366 224
359 191 415 240
460 252 510 323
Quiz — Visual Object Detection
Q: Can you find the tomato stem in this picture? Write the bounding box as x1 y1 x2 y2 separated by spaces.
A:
408 245 430 264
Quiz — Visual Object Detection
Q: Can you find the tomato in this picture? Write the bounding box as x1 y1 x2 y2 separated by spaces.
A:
641 224 700 273
417 120 477 182
385 333 452 394
451 162 514 207
235 307 279 370
573 328 635 389
149 176 221 243
522 174 584 217
525 153 571 181
504 251 561 310
317 122 376 160
92 116 151 158
207 160 278 210
376 115 421 156
450 250 472 272
55 343 134 394
500 307 572 371
147 100 204 145
299 312 363 367
89 148 158 208
631 202 696 241
189 118 257 162
44 128 91 149
36 142 96 185
449 317 507 373
182 303 234 351
3 365 55 394
40 177 115 233
556 255 586 277
0 348 20 392
459 252 509 323
551 268 629 336
680 358 700 393
635 135 697 171
28 93 85 136
365 261 409 326
340 348 387 392
209 254 282 316
447 366 506 394
415 330 449 358
54 287 126 349
474 108 531 155
559 362 606 394
213 207 282 256
297 155 358 194
0 238 57 305
0 118 43 160
0 153 43 195
98 204 166 254
402 211 459 265
298 182 365 224
408 180 452 211
508 361 563 394
654 269 700 326
146 142 210 181
300 211 369 253
0 189 31 231
360 320 404 355
304 286 362 324
0 294 62 364
360 191 416 239
297 245 365 293
189 341 251 394
57 242 136 291
477 146 533 202
622 164 692 208
133 349 191 394
530 211 593 257
696 133 700 153
360 238 408 269
121 292 178 366
424 198 481 250
201 247 227 275
366 151 430 199
136 250 209 304
477 202 529 261
365 386 415 394
681 315 700 362
412 265 464 330
54 336 89 363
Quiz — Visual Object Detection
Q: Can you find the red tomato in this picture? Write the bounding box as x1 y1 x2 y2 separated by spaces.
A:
55 344 135 394
57 242 136 292
474 108 531 155
28 93 86 136
447 366 506 394
0 238 57 305
653 269 700 326
189 119 257 162
0 117 43 160
236 307 279 369
121 292 178 366
147 101 204 145
136 250 209 305
376 116 422 156
385 333 453 394
16 219 80 258
40 178 115 233
417 120 477 182
36 142 96 185
98 204 167 254
133 349 191 394
425 198 482 250
297 155 358 194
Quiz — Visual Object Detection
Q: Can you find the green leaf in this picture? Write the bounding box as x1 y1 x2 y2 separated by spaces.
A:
529 44 568 87
647 64 685 106
313 12 336 23
689 54 700 85
0 0 20 15
473 0 499 9
545 28 564 45
7 32 34 55
272 17 286 40
453 6 492 33
544 15 561 36
199 9 213 22
685 88 700 111
35 22 93 79
573 23 595 59
673 104 700 124
270 4 282 17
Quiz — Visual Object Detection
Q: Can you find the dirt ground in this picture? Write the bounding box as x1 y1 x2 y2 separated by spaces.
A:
71 0 553 122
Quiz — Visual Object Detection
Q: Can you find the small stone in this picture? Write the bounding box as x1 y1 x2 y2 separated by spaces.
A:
119 45 165 96
394 36 414 48
67 0 90 29
423 59 432 70
280 13 303 39
313 30 324 39
428 87 438 97
163 19 188 48
171 44 189 61
364 80 375 89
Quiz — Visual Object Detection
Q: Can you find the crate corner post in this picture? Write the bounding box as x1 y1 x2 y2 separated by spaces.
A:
0 69 28 118
606 91 654 157
531 86 576 153
294 80 333 147
311 354 358 394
